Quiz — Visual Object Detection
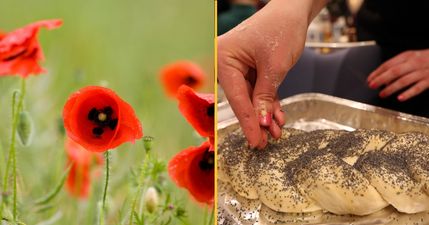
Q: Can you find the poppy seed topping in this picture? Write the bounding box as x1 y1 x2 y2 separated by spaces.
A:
218 127 429 216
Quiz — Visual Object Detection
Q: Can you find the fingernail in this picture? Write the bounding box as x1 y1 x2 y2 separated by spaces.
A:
398 95 405 101
259 112 272 127
379 92 386 98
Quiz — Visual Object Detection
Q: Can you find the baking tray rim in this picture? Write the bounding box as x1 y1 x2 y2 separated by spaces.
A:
217 92 429 130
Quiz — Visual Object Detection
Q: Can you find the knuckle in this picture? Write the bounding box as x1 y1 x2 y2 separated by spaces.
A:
269 60 289 75
416 57 427 64
395 77 411 86
413 85 422 93
230 92 248 102
390 67 402 76
401 76 413 85
255 93 276 103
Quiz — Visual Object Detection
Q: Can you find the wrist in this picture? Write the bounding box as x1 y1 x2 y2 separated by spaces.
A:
267 0 327 26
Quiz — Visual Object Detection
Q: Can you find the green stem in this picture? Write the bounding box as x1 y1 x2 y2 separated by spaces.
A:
203 207 208 225
137 152 150 215
3 92 17 182
12 78 26 220
0 78 26 222
129 150 150 225
208 207 214 225
100 150 110 225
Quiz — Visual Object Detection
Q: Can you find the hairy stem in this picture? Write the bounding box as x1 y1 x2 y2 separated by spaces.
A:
208 207 214 225
0 78 26 221
129 150 150 225
99 150 110 225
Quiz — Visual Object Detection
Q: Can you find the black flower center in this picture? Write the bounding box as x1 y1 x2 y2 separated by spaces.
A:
199 148 214 171
184 76 197 86
87 106 118 137
206 103 214 117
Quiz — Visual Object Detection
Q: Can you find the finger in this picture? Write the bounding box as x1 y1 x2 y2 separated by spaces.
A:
368 61 416 89
245 81 253 98
253 68 286 128
245 69 256 97
218 58 262 148
268 120 282 139
273 97 285 127
246 68 257 86
368 51 414 83
257 129 268 150
398 79 429 101
379 70 423 98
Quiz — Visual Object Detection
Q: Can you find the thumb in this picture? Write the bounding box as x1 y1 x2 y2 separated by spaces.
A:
253 68 285 127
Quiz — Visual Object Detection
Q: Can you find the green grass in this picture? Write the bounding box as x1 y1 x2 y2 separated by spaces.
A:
0 0 214 224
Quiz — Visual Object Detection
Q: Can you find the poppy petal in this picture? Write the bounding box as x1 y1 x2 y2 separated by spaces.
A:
177 85 214 137
66 161 91 199
0 19 62 77
168 141 214 204
108 98 143 148
208 136 214 152
0 19 62 52
66 137 95 165
65 137 103 199
160 61 206 97
63 86 143 152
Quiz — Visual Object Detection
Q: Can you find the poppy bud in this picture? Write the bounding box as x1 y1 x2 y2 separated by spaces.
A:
144 187 159 213
143 136 154 152
17 110 34 146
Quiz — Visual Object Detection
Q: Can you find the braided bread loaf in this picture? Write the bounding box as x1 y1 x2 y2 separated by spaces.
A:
218 128 429 216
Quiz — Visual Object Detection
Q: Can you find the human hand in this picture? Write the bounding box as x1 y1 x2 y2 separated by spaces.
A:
367 49 429 101
218 0 326 149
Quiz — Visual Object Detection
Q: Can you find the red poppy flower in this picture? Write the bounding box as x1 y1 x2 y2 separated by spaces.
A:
0 19 62 78
177 85 214 138
160 61 206 97
208 136 214 152
168 141 214 205
63 86 143 152
65 137 103 199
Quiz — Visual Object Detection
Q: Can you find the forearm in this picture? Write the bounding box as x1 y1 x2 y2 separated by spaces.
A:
309 0 329 23
267 0 328 26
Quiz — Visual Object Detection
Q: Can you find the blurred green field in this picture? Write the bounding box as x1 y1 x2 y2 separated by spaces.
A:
0 0 214 224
